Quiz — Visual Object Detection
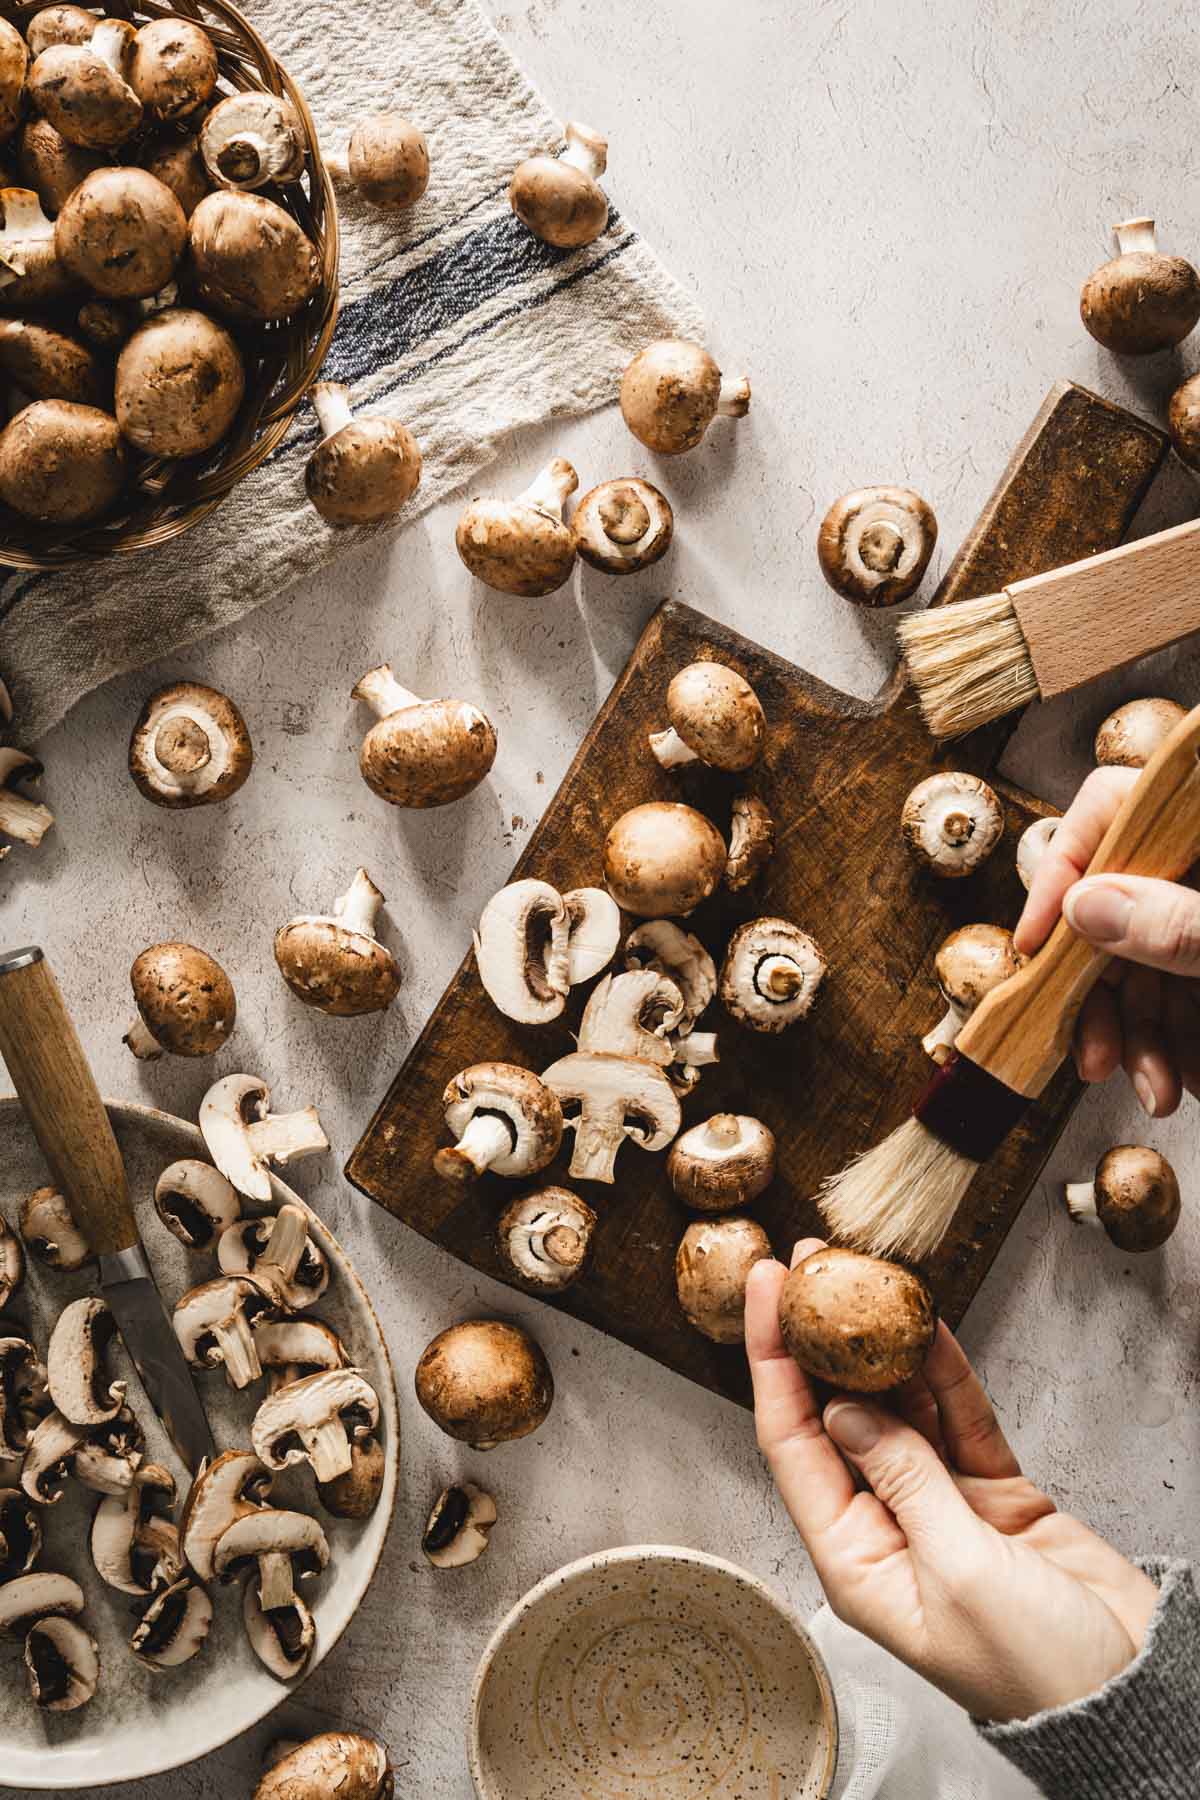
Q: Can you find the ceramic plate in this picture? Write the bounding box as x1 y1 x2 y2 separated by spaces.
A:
0 1099 399 1791
470 1544 838 1800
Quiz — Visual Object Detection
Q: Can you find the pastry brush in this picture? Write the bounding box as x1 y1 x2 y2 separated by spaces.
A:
898 516 1200 738
819 700 1200 1259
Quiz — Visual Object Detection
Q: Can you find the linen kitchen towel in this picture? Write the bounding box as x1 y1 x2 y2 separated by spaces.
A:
0 0 703 743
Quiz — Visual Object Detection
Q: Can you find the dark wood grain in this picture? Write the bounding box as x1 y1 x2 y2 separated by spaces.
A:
347 381 1167 1408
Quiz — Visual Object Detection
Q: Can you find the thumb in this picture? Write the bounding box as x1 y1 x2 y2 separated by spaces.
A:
824 1399 976 1557
1064 874 1200 976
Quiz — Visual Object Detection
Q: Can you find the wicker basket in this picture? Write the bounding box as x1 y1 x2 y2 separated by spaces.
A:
0 0 339 569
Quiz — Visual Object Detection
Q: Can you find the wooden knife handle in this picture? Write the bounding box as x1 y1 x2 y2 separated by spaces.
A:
958 702 1200 1097
0 948 137 1256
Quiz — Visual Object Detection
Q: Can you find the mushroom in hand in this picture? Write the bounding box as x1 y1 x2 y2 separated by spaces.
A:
510 121 608 248
422 1483 497 1568
29 19 142 149
541 1047 680 1183
274 868 401 1017
128 680 252 808
572 477 673 574
456 457 579 595
603 802 726 917
24 1616 98 1711
189 189 320 321
668 1113 776 1213
254 1732 394 1800
620 339 750 455
725 792 775 892
354 664 497 807
779 1245 935 1392
115 309 245 457
174 1275 276 1389
125 941 237 1060
330 114 429 210
649 661 765 772
0 189 72 309
252 1365 380 1484
128 18 218 123
200 1073 329 1202
922 924 1023 1064
305 382 422 525
46 1296 125 1426
1094 697 1186 769
218 1203 329 1311
19 1185 89 1271
676 1216 772 1344
497 1187 596 1292
200 91 304 190
901 770 1004 878
720 916 826 1031
433 1062 563 1186
1065 1145 1181 1251
817 485 937 607
0 400 125 523
1016 816 1059 892
56 167 186 298
0 750 54 860
154 1159 240 1251
415 1319 552 1448
1080 217 1200 354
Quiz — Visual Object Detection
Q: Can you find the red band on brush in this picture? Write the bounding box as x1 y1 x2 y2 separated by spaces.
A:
913 1053 1031 1163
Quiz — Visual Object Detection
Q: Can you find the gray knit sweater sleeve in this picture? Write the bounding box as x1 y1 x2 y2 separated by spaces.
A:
976 1561 1200 1798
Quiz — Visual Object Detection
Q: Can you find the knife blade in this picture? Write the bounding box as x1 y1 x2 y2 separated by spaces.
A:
0 945 216 1473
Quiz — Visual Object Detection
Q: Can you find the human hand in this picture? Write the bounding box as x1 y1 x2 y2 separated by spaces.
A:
745 1239 1159 1723
1015 765 1200 1116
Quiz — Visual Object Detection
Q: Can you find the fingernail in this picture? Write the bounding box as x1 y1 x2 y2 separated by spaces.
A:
1065 882 1134 945
824 1402 881 1455
1134 1072 1157 1117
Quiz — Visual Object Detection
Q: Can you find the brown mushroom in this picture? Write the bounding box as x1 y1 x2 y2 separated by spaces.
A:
433 1062 563 1186
17 117 105 217
0 749 54 857
778 1245 936 1392
901 771 1004 878
922 924 1023 1064
676 1216 772 1343
305 382 422 525
1016 816 1059 892
725 792 775 892
422 1482 497 1569
142 133 209 218
200 91 305 191
19 1186 89 1272
29 19 142 150
1080 217 1200 354
817 485 938 607
274 867 401 1016
496 1187 597 1292
0 399 124 522
189 189 320 321
649 662 765 771
55 166 186 299
719 917 826 1031
128 680 253 808
115 308 244 457
199 1073 328 1203
1065 1145 1181 1251
415 1319 553 1449
0 318 105 405
620 338 750 455
26 7 97 59
510 121 608 248
1168 369 1200 469
124 942 236 1060
154 1159 240 1251
667 1113 776 1213
316 1436 385 1520
456 457 578 596
571 476 673 574
603 802 726 917
331 113 429 210
354 664 496 807
128 19 217 124
24 1615 98 1711
0 22 27 144
1094 697 1187 769
254 1733 394 1800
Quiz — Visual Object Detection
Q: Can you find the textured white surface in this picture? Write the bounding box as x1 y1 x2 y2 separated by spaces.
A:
6 0 1200 1794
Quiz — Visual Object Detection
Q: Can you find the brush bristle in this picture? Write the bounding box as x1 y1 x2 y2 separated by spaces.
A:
898 592 1039 738
817 1116 980 1260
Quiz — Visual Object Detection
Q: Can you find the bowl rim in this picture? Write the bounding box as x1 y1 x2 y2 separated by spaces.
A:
467 1541 840 1800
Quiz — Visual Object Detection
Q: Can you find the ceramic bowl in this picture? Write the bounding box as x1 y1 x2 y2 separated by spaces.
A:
469 1544 838 1800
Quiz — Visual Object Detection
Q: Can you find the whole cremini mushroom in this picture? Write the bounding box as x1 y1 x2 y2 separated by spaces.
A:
510 120 608 248
456 457 579 596
125 942 236 1060
1016 815 1059 892
1094 697 1186 769
603 802 726 917
331 113 429 210
649 662 765 772
114 309 244 457
29 19 142 149
817 485 938 607
1065 1145 1181 1251
676 1216 772 1344
315 1436 385 1520
667 1113 776 1212
779 1245 936 1392
620 339 750 455
128 680 252 808
0 20 26 142
128 18 217 123
274 867 401 1016
142 132 209 218
1168 370 1200 469
901 770 1004 878
56 167 186 300
305 382 422 525
354 664 496 808
200 91 304 190
571 477 673 574
720 917 826 1031
26 7 97 58
189 189 320 321
433 1062 563 1186
0 319 105 405
17 117 104 216
0 400 125 523
415 1319 553 1448
496 1187 597 1292
922 924 1023 1064
255 1731 394 1800
1080 217 1200 354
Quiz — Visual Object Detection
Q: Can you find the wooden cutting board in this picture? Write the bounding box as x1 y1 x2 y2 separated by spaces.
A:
347 381 1167 1407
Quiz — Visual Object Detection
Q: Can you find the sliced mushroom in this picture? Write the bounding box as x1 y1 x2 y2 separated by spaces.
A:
415 1319 552 1449
0 1487 41 1578
179 1447 273 1582
1065 1145 1181 1251
129 681 253 809
124 941 237 1060
0 748 55 856
725 792 776 892
455 458 579 596
29 19 143 149
922 924 1024 1064
115 308 245 457
316 1436 385 1520
541 1050 681 1183
20 1185 90 1271
577 969 685 1066
274 868 401 1017
20 1408 88 1503
331 113 429 210
254 1732 394 1800
72 1406 145 1497
901 771 1004 878
620 338 750 455
354 665 497 808
603 803 726 918
433 1062 563 1187
213 1505 329 1614
497 1187 596 1292
243 1576 314 1681
817 486 938 607
189 189 320 322
572 477 673 574
154 1160 241 1251
47 1296 125 1426
1016 816 1059 891
0 188 73 310
719 917 826 1032
667 1113 776 1213
0 1209 23 1309
473 878 570 1025
55 166 186 298
217 1205 329 1312
422 1483 497 1568
1094 698 1187 769
173 1276 276 1390
251 1367 380 1484
17 117 105 217
25 1615 98 1710
0 1570 85 1635
130 1573 213 1669
676 1216 772 1344
562 887 622 984
254 1317 348 1395
649 662 765 772
1 1334 41 1458
90 1461 178 1594
624 920 717 1029
0 399 124 523
510 120 608 248
200 91 304 190
199 1073 329 1203
304 383 422 526
143 133 209 218
1080 217 1200 354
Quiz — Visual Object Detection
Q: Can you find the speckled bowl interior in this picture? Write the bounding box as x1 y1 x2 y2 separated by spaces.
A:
0 1099 399 1791
469 1545 838 1800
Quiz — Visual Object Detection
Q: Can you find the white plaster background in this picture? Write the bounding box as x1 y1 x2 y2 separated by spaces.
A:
5 0 1200 1791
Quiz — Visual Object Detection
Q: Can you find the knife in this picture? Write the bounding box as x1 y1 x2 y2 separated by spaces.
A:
0 946 216 1474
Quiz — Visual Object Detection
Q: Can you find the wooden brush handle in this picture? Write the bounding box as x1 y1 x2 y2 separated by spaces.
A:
957 703 1200 1096
0 948 137 1256
1007 516 1200 702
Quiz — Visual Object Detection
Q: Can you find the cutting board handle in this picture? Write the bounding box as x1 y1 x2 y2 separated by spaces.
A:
0 948 137 1256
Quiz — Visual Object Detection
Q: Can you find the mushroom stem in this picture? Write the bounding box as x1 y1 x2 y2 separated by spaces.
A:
214 1314 262 1389
1064 1182 1102 1226
559 121 606 179
1114 216 1156 255
447 1112 513 1178
332 867 384 936
942 810 973 844
310 379 353 443
921 1006 963 1065
648 726 699 770
215 133 269 187
123 1016 163 1061
717 375 752 417
758 955 803 999
674 1030 718 1066
0 787 54 847
300 1418 351 1484
256 1549 296 1613
246 1108 329 1166
351 663 421 719
519 457 578 519
153 715 211 777
705 1114 742 1148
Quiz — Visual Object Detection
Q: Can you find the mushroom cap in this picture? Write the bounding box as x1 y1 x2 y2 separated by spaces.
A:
26 7 97 58
189 189 320 321
1093 1145 1181 1251
0 21 25 142
129 941 236 1056
778 1245 936 1392
901 770 1004 877
719 916 827 1032
306 415 422 526
254 1732 393 1800
359 696 496 808
1016 815 1059 892
0 318 105 405
817 485 938 607
1094 697 1187 769
25 1614 98 1710
275 916 401 1018
456 470 579 595
128 18 218 122
667 1112 776 1212
510 144 607 248
933 923 1023 1009
212 1505 330 1586
348 113 429 210
572 477 674 574
603 802 727 917
496 1186 597 1292
143 132 210 218
115 308 244 457
0 398 124 523
437 1061 563 1183
55 166 186 298
1081 234 1200 353
415 1319 553 1448
128 680 253 809
17 116 106 216
620 338 725 455
316 1436 386 1520
29 36 143 150
664 661 765 771
1168 370 1200 469
675 1216 772 1344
